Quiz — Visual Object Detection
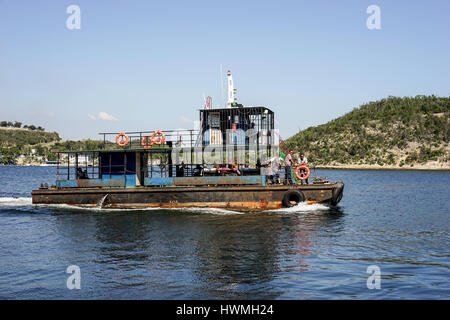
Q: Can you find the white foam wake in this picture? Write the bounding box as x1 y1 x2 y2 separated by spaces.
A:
52 205 244 215
0 197 242 214
0 197 33 206
269 202 331 213
0 197 331 215
23 201 243 215
164 207 245 215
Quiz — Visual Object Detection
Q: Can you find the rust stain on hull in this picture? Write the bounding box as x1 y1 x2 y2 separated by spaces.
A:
107 201 284 211
32 183 343 212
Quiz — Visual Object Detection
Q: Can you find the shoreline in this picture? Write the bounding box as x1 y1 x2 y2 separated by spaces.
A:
0 164 58 167
313 164 450 171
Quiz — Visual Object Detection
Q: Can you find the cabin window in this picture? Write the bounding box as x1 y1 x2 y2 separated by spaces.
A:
100 152 136 176
208 112 220 129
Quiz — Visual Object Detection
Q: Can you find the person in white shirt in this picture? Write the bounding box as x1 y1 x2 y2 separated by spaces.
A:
266 156 282 184
297 153 308 184
298 154 308 165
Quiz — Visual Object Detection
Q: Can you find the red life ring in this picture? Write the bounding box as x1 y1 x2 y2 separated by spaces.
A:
295 165 310 180
116 133 129 147
141 136 153 149
151 130 165 145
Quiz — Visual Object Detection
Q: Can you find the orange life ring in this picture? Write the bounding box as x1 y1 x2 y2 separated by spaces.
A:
116 133 129 147
151 130 165 145
295 165 310 180
141 136 153 149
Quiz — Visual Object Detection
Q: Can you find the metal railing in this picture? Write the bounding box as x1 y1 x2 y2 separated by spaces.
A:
98 129 198 150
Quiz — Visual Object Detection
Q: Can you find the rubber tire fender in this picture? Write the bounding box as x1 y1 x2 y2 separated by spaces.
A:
331 181 344 206
282 189 306 208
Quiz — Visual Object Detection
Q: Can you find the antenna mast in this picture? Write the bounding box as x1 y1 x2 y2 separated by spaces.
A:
226 70 237 108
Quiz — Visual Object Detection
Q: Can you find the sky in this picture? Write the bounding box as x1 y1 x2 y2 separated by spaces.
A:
0 0 449 140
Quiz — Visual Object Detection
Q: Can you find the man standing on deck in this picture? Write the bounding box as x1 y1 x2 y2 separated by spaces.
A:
298 153 309 185
266 155 282 184
284 149 295 185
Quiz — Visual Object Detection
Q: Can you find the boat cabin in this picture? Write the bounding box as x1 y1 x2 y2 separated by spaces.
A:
53 105 281 189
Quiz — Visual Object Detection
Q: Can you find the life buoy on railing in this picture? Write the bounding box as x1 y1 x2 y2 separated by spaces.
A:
151 130 165 145
141 136 153 149
295 165 310 180
116 133 129 147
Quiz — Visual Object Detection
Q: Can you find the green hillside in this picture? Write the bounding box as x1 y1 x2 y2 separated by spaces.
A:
0 128 60 148
51 140 109 151
285 95 450 168
0 127 61 164
0 131 109 164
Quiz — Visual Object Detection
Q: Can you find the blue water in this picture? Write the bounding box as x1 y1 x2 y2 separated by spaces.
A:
0 166 449 299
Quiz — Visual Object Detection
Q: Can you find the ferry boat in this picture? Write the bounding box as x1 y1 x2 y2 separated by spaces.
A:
31 71 344 211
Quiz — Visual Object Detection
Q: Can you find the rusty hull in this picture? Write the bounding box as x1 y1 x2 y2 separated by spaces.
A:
31 182 344 212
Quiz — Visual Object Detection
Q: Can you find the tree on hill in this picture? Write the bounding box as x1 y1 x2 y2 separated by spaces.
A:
0 121 45 131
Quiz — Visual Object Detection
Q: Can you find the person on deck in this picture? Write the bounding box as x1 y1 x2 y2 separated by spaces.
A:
193 164 202 176
297 153 309 184
213 163 221 176
266 155 282 184
176 161 186 177
233 163 241 176
76 167 89 179
284 149 295 185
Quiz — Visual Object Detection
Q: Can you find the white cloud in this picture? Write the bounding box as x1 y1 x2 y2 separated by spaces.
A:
88 112 118 121
179 115 194 123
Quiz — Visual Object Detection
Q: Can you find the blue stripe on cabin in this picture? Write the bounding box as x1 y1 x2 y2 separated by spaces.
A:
144 177 174 186
57 180 78 188
143 175 266 186
57 174 135 188
58 175 266 188
125 175 136 187
173 175 265 186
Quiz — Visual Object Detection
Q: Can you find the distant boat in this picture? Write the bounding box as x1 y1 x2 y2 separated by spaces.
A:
45 160 60 165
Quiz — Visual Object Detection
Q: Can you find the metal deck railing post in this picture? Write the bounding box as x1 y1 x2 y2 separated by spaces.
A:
67 153 70 180
124 152 127 188
75 153 78 179
57 153 60 182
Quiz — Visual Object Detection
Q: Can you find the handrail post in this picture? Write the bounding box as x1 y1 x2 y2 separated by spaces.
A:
124 152 127 188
